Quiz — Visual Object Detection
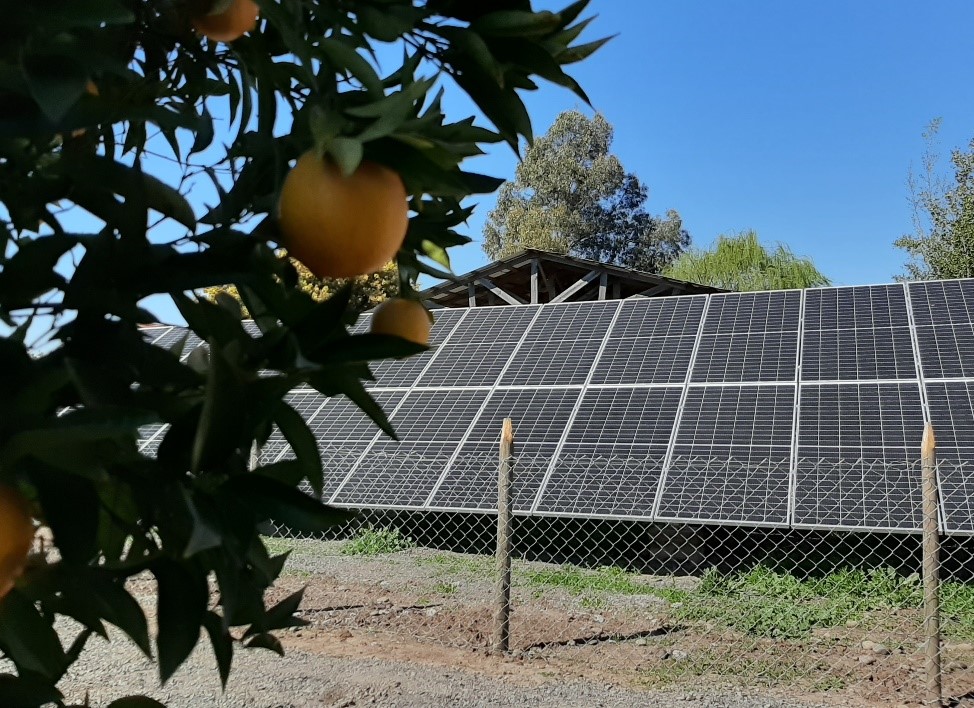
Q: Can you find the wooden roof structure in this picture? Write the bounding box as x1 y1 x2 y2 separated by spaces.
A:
419 249 725 308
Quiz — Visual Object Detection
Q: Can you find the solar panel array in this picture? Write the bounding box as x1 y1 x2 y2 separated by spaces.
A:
139 278 974 535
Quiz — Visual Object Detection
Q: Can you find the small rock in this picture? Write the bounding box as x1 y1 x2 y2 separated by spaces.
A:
593 614 605 624
634 638 648 646
369 610 381 617
657 649 671 660
862 640 876 651
945 660 969 673
670 649 688 661
859 655 877 666
425 607 438 617
337 629 353 641
953 643 974 653
376 596 390 605
845 619 860 628
871 643 891 655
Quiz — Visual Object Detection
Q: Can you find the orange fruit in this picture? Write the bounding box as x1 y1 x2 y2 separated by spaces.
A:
277 152 409 278
0 485 34 600
192 0 259 42
369 298 432 345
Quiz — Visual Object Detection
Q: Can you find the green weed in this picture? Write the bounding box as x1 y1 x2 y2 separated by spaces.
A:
340 526 415 556
522 564 657 596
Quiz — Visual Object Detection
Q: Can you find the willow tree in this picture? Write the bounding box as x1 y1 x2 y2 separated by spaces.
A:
664 230 830 291
0 1 605 704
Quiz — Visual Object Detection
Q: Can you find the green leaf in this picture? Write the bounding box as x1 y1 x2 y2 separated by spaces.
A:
202 612 233 688
182 490 223 558
227 475 353 532
345 78 433 119
154 560 208 684
273 402 323 496
315 333 427 364
472 10 561 37
191 342 245 474
107 697 168 707
327 383 396 440
421 239 451 270
253 458 306 487
327 136 363 178
0 673 62 708
243 632 284 656
259 588 308 633
0 591 67 680
22 53 88 122
556 36 613 65
86 574 152 657
316 40 383 94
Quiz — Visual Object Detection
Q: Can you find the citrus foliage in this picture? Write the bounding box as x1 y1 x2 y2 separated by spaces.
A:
483 110 689 271
0 0 604 704
664 230 830 291
895 119 974 280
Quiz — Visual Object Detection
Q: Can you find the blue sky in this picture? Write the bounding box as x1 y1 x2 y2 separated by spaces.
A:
29 0 974 331
433 0 974 288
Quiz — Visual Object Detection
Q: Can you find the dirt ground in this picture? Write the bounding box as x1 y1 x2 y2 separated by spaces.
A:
238 540 974 708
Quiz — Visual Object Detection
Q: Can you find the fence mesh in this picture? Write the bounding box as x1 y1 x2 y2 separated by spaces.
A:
268 450 974 705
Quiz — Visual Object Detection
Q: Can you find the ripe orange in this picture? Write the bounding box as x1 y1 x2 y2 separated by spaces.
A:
370 298 432 345
192 0 259 42
0 485 33 600
277 152 409 278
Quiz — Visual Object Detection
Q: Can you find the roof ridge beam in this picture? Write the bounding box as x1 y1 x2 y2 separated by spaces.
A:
550 269 603 303
475 277 527 305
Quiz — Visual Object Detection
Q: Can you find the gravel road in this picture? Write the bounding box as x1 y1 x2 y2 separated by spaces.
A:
57 628 833 708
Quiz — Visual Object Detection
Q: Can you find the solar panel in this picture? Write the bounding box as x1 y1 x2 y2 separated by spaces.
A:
609 296 706 338
141 326 170 345
691 332 798 382
330 441 458 508
908 280 974 326
656 385 796 525
792 383 925 530
426 442 554 512
141 277 974 535
924 381 974 533
415 341 519 388
463 388 582 445
702 290 801 334
591 335 697 385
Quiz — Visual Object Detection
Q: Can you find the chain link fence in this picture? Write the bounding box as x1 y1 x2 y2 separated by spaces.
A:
267 449 974 706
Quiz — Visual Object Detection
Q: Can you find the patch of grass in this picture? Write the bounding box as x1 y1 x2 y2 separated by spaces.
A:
433 582 458 595
673 565 974 640
942 581 974 639
580 594 607 610
418 553 493 576
522 564 657 596
340 526 415 556
639 649 809 688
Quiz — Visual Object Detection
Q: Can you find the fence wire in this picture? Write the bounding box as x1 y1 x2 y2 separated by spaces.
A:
267 451 974 705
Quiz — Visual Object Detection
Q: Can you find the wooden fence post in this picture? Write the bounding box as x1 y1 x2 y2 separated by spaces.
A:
493 418 514 654
921 422 942 706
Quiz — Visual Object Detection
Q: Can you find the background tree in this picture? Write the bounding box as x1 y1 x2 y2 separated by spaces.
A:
204 258 401 316
482 110 689 272
0 1 605 705
895 119 974 280
663 230 831 291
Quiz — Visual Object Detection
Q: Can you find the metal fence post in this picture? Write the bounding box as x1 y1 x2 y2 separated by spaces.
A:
493 417 514 654
921 422 942 706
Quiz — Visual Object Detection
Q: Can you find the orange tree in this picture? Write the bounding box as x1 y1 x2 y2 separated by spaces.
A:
0 0 604 705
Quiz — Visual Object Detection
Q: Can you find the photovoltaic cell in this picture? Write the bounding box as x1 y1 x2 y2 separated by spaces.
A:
792 383 925 530
319 443 374 500
464 388 581 445
805 285 909 330
368 351 435 388
560 387 683 449
913 324 974 379
526 301 617 340
309 391 405 442
445 305 539 344
415 341 518 387
590 336 697 385
702 290 801 334
801 328 917 381
908 280 974 326
656 385 796 524
609 297 705 339
331 441 458 507
691 332 798 382
141 326 170 344
427 442 554 512
428 308 467 344
386 389 488 442
534 445 665 517
500 337 605 386
924 382 974 533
